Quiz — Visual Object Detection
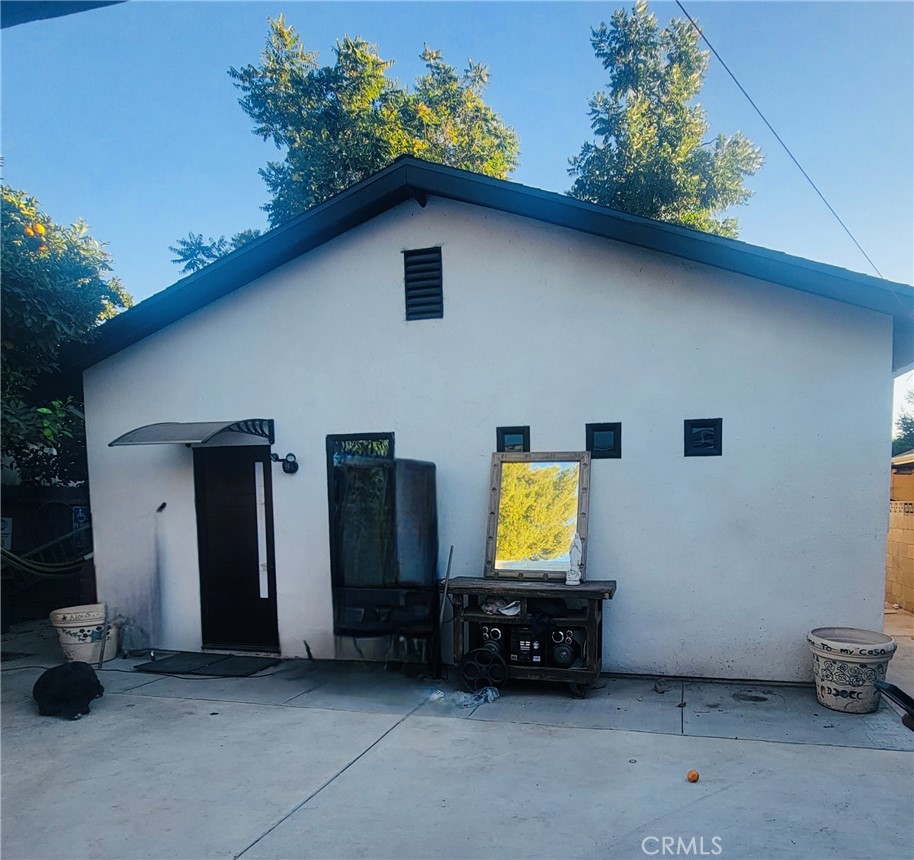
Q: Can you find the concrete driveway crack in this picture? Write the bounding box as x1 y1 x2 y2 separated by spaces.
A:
680 680 685 733
232 698 428 859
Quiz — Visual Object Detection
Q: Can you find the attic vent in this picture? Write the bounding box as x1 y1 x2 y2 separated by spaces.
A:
404 247 443 320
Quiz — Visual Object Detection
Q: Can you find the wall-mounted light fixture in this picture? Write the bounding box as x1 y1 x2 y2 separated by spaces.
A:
271 452 299 474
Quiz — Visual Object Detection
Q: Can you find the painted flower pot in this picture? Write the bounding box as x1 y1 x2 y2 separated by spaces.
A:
807 627 896 714
49 603 118 663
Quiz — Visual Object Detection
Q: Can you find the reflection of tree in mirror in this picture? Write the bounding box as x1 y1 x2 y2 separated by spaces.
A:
496 463 579 563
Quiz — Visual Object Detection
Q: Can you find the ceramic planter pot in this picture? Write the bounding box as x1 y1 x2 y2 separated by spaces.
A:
807 627 896 714
49 603 118 663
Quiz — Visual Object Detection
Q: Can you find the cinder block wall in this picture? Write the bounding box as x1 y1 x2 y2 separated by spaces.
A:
887 501 914 611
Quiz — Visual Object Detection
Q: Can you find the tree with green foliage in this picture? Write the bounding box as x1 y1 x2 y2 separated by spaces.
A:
173 15 519 271
1 185 132 484
568 1 763 237
233 17 519 223
169 229 262 275
893 390 914 455
496 463 579 563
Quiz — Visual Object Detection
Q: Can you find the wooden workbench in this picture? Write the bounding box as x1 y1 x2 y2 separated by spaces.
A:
442 577 616 697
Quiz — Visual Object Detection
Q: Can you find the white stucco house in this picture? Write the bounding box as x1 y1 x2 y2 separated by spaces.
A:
78 157 914 682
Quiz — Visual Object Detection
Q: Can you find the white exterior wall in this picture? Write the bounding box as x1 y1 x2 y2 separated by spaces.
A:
83 199 894 680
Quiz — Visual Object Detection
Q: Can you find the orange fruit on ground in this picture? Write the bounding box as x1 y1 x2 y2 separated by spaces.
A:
686 770 700 782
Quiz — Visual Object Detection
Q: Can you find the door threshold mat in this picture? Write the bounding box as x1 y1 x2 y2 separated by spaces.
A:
133 652 279 677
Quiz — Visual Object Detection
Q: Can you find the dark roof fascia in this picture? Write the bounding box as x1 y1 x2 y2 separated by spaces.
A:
405 162 911 337
1 1 126 28
77 156 914 372
398 160 914 371
75 165 418 368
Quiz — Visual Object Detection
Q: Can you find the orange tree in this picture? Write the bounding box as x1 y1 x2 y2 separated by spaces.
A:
1 185 132 484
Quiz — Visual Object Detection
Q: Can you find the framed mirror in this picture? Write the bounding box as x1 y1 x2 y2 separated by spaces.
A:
484 451 591 580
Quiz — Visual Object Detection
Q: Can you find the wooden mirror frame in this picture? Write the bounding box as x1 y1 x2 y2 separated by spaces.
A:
484 451 591 580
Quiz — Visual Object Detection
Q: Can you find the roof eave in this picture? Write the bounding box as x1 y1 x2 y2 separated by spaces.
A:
402 160 913 322
76 164 416 368
75 157 914 372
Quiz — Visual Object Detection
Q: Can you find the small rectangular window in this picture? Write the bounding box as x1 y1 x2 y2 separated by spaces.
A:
684 418 722 456
586 422 621 459
497 426 530 453
404 247 443 320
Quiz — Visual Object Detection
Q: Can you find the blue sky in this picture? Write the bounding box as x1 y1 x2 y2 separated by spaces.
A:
2 0 913 410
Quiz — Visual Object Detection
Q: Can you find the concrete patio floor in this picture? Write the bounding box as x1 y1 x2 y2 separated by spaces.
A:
2 612 912 860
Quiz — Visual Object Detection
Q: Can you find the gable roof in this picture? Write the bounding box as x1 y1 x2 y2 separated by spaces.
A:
0 1 125 29
78 156 914 372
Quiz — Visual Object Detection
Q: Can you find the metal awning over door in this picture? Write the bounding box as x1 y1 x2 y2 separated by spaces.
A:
109 419 274 447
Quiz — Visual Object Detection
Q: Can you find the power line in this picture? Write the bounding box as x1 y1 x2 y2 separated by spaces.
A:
675 1 886 279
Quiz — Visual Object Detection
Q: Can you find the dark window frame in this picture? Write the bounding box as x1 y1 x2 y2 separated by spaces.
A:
496 426 530 453
586 422 622 459
684 418 723 457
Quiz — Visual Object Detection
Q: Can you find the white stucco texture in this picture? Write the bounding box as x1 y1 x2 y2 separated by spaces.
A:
83 198 894 681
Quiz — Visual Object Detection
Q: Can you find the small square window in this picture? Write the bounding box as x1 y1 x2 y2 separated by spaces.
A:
497 426 530 453
684 418 722 456
586 422 621 459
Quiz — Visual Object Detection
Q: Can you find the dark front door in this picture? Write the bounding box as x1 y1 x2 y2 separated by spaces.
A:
194 445 279 650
